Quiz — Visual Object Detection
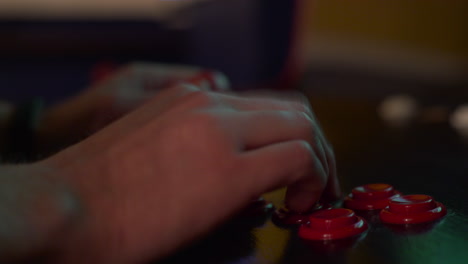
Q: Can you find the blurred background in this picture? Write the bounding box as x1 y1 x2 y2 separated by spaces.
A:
0 0 297 104
1 0 466 100
301 1 467 96
0 0 467 140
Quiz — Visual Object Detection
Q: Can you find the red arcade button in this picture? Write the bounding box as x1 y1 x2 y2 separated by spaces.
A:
298 208 368 240
380 194 447 224
344 183 401 210
272 203 330 226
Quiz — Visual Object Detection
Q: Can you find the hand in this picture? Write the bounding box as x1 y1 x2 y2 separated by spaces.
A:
40 83 339 263
37 63 229 154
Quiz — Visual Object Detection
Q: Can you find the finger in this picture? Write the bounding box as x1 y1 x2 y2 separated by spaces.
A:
215 93 336 203
239 140 326 197
222 93 338 210
220 110 328 178
303 104 340 202
185 71 231 92
237 90 317 119
284 165 328 213
238 91 326 138
213 92 310 115
257 93 340 201
211 92 328 161
121 63 230 92
321 145 341 202
282 139 338 212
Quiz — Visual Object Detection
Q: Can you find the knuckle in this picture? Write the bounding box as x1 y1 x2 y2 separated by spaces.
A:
181 90 215 108
284 111 316 141
177 111 221 137
190 111 219 128
292 102 310 115
294 140 314 166
291 91 310 106
170 83 198 95
160 112 222 152
294 111 314 130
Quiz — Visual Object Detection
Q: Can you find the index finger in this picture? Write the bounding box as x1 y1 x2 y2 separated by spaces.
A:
237 91 341 210
240 140 327 199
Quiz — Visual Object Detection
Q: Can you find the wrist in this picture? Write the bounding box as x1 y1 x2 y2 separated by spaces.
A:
0 163 81 262
41 151 128 264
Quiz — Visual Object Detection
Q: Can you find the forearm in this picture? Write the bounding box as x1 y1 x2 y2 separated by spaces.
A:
0 163 79 262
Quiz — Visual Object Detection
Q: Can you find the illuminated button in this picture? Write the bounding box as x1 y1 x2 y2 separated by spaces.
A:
380 194 447 224
378 94 419 127
344 183 401 210
298 209 368 240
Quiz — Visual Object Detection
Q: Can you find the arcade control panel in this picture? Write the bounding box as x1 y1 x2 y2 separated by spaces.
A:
272 183 447 242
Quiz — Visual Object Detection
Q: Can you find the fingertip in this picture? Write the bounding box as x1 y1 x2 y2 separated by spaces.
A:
284 160 328 213
285 189 323 213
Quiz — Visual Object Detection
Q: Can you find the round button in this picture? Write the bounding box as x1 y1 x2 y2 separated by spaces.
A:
344 183 401 210
272 203 329 226
380 194 447 224
298 209 368 240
